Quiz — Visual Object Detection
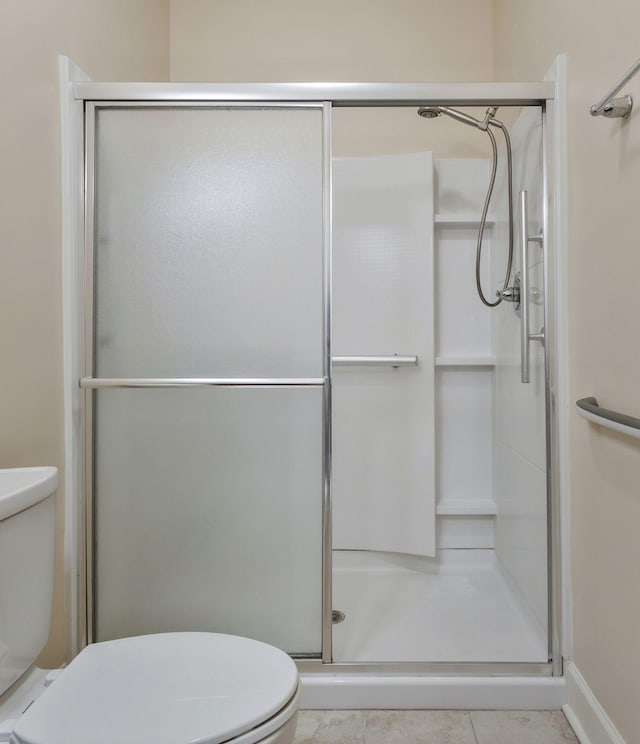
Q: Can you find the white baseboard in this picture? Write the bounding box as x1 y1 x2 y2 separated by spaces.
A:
300 675 566 710
563 662 626 744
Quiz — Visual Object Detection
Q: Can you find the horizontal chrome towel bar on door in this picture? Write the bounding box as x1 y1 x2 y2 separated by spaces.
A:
79 362 420 388
80 377 326 389
332 355 418 367
576 396 640 440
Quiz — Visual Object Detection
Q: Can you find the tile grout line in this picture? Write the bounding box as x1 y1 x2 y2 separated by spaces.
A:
468 711 481 744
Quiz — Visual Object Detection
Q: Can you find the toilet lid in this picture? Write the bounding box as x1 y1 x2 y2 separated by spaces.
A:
12 633 299 744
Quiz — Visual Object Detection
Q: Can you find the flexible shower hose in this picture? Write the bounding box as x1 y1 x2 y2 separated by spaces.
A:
476 121 514 307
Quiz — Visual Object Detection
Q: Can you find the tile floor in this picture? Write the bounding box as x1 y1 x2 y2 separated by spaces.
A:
294 710 580 744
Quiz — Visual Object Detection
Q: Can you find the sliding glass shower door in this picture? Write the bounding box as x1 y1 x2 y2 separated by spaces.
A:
86 104 328 655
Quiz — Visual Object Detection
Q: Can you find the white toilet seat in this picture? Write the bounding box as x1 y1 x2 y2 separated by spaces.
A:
224 686 299 744
11 633 299 744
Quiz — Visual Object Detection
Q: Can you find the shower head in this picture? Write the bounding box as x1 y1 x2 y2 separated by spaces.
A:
417 106 443 119
417 105 500 131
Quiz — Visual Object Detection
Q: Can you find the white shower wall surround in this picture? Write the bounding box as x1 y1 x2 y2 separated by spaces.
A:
433 158 497 548
329 147 548 667
491 108 548 637
332 152 435 558
332 155 503 556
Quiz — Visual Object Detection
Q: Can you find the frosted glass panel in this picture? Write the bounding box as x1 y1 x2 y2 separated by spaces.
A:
94 107 323 378
94 388 323 654
91 105 326 655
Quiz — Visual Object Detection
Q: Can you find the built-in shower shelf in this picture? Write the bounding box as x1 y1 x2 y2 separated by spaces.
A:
434 213 496 227
436 499 498 516
435 355 496 367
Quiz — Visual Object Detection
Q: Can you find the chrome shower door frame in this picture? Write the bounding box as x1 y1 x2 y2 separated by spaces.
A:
77 82 561 678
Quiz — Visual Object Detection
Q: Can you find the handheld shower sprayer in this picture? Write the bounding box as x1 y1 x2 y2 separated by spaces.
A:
417 104 514 308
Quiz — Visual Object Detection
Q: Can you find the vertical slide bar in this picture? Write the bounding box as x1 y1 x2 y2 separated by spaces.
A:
321 102 333 663
520 190 531 383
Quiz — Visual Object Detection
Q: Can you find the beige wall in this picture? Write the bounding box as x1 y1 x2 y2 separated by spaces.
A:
170 0 495 158
0 0 170 667
495 3 640 741
170 0 494 83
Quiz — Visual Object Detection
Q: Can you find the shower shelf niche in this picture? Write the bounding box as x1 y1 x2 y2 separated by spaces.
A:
436 499 498 516
435 355 496 367
434 213 495 227
433 159 497 551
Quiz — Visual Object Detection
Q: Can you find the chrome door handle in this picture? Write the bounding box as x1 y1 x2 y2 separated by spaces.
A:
519 190 544 383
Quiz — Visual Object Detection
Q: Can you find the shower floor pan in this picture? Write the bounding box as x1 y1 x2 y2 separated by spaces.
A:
332 549 547 663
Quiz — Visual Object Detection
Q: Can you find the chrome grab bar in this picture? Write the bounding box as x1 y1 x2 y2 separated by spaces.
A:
519 190 544 383
332 355 418 367
80 377 325 389
576 397 640 440
590 57 640 118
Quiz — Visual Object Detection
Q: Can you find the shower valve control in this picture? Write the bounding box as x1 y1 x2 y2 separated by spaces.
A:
497 286 520 303
496 271 521 311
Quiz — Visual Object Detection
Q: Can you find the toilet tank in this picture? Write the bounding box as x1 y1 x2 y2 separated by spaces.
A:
0 467 57 696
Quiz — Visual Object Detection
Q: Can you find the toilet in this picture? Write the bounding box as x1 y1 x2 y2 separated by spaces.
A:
0 468 300 744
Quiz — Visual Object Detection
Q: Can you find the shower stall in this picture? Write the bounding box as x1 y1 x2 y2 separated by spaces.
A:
69 79 564 700
329 104 547 667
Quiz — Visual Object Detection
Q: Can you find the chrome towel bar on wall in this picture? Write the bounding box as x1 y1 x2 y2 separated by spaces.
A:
590 56 640 119
576 396 640 440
